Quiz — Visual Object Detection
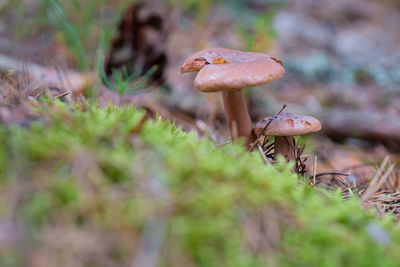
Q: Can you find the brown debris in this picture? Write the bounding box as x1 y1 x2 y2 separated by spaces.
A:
180 57 209 73
212 57 229 64
104 2 168 86
270 56 283 66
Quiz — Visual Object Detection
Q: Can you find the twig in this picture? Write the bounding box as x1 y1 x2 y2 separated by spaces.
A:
315 172 351 177
248 119 273 151
362 156 394 201
215 141 232 147
364 164 395 201
264 143 275 155
54 92 69 98
313 155 317 185
249 105 287 152
33 90 44 100
258 144 269 164
275 104 287 115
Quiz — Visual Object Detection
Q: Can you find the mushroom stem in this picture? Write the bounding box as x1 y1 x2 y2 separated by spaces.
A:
222 90 256 145
274 136 295 161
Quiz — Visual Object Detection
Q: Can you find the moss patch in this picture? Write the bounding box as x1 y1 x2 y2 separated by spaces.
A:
0 100 399 266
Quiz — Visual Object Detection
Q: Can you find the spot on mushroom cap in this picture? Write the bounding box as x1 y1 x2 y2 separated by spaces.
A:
254 112 322 136
180 48 285 92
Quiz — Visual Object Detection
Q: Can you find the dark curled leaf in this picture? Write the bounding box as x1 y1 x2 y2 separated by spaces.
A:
104 2 168 87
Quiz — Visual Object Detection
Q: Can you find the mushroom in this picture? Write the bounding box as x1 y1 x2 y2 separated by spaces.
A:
180 48 285 144
254 112 321 161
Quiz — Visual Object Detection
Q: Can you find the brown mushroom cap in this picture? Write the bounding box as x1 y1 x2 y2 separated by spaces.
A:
254 112 322 136
180 48 285 92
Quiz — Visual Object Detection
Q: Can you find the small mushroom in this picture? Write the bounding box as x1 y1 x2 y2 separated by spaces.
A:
254 112 321 161
180 48 285 145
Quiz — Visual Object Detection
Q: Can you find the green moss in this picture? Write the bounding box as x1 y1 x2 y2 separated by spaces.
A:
0 100 399 266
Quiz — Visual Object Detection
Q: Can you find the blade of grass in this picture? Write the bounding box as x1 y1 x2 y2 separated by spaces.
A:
47 0 89 71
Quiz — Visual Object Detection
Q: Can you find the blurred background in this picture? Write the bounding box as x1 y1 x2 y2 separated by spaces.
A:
2 0 399 144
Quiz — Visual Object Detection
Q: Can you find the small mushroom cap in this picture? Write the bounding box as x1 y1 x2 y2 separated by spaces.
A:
180 48 285 92
254 112 322 136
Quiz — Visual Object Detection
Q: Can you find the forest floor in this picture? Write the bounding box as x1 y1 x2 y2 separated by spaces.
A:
1 1 400 266
1 0 399 215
